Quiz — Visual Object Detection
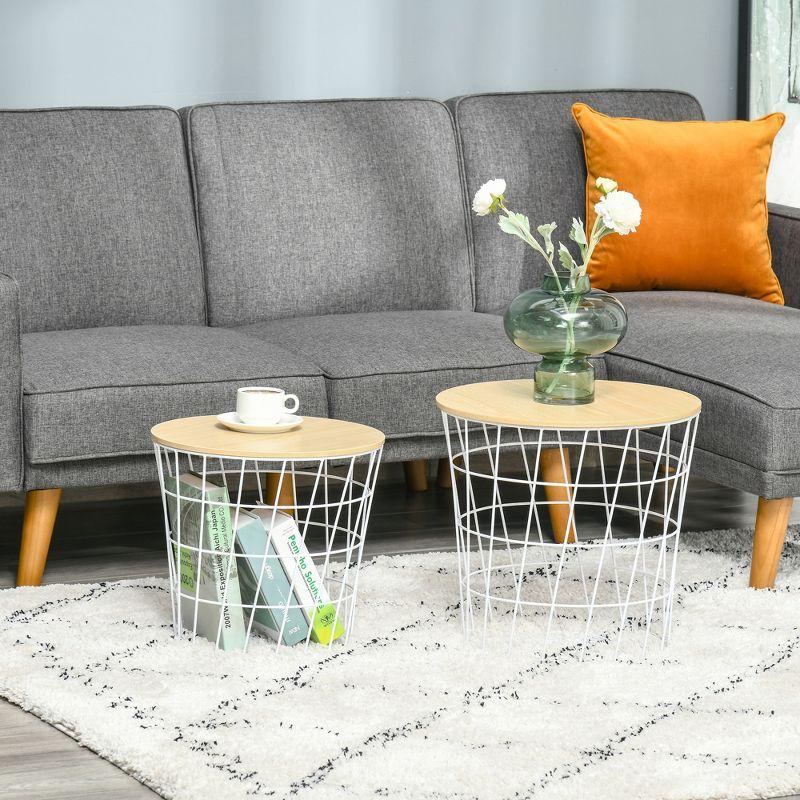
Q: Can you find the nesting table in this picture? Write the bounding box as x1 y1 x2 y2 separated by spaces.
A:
436 379 701 656
150 415 384 650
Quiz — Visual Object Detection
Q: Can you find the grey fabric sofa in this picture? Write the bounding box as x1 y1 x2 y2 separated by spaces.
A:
1 92 797 590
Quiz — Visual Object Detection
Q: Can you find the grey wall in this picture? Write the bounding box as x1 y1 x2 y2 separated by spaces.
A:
0 0 738 119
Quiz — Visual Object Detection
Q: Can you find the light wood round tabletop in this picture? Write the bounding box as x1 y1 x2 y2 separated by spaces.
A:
436 380 701 430
151 416 385 459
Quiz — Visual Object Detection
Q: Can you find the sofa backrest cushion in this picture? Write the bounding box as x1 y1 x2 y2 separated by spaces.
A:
184 99 473 326
0 107 205 333
451 90 704 313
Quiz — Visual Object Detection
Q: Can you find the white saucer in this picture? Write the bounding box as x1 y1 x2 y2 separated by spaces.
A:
216 412 304 434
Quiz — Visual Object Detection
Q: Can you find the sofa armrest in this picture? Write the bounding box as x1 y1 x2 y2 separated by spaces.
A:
0 273 23 491
769 203 800 308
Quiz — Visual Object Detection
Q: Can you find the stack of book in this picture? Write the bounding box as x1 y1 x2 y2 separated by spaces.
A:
165 472 346 651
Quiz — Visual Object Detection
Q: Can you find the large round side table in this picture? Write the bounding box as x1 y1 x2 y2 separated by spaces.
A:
150 416 384 652
436 380 701 657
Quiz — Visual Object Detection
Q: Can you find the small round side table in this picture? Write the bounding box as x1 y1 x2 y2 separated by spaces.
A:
436 380 701 657
150 416 384 652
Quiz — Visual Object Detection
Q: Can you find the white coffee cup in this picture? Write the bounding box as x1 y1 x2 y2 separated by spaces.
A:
236 386 300 425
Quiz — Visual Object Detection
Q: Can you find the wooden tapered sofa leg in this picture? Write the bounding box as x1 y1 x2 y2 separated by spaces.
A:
17 488 62 587
265 472 296 517
436 457 452 489
403 459 429 492
749 496 793 589
540 447 577 544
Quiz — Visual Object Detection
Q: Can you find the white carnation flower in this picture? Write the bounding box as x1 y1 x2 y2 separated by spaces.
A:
594 190 641 235
595 176 618 195
472 178 506 216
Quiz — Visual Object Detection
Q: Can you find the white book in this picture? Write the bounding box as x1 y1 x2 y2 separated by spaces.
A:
248 508 345 645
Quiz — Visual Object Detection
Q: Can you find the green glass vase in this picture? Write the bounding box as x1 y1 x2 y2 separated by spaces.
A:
503 270 628 405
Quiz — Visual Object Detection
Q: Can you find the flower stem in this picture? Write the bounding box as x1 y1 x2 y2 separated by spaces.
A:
542 288 582 396
580 216 607 276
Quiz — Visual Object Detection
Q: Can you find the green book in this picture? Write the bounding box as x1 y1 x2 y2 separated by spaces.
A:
248 508 345 645
165 473 246 651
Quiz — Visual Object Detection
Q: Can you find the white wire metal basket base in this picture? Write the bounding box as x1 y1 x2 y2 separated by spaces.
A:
153 445 382 652
441 412 699 658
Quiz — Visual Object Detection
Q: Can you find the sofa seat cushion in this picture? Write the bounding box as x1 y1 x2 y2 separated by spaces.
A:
23 326 327 464
606 291 800 480
240 311 606 437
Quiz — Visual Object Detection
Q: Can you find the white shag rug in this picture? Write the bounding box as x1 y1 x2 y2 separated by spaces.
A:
0 528 799 800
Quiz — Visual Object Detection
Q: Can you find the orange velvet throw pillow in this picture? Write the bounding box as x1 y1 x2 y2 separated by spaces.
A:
571 103 785 304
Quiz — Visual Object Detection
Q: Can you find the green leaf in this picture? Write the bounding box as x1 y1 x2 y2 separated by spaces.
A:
498 210 553 266
557 242 578 272
569 217 587 247
498 212 533 246
537 222 557 256
498 214 523 238
509 211 533 238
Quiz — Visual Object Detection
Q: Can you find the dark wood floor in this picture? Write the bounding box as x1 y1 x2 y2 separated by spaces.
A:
0 463 797 799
